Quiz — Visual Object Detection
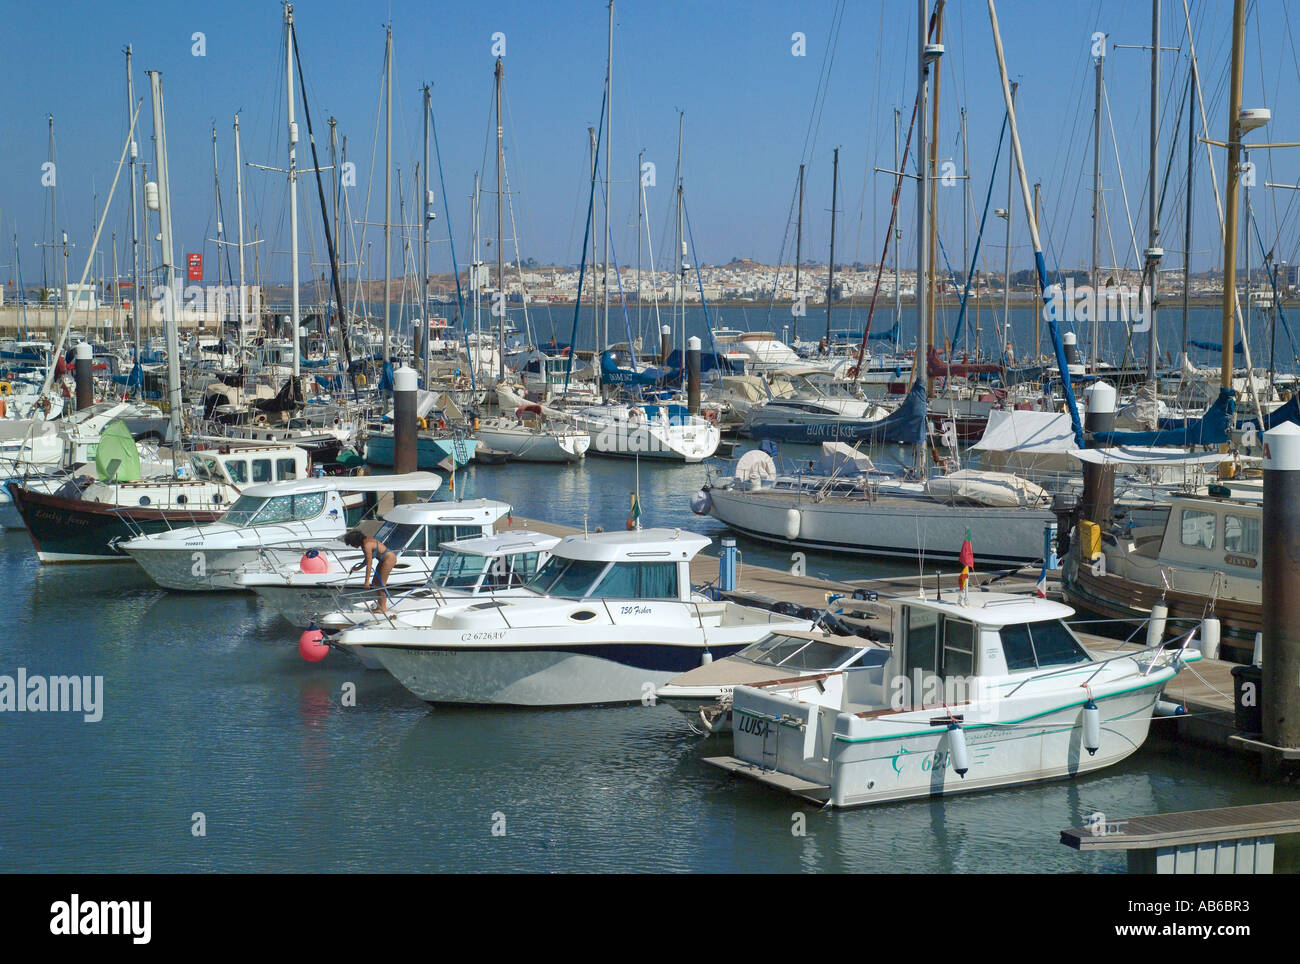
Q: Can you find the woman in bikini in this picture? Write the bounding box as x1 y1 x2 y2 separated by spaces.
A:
343 529 398 614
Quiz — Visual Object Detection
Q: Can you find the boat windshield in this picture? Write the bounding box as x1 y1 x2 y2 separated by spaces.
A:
219 491 327 527
999 619 1091 672
221 495 265 526
524 557 607 597
738 634 866 671
430 551 488 590
374 522 422 552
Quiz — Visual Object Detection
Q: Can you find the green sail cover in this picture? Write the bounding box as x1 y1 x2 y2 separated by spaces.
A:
95 420 142 483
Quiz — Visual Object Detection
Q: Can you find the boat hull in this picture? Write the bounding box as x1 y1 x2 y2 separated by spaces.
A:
705 485 1054 565
6 482 223 563
353 638 752 707
364 434 476 469
715 679 1168 807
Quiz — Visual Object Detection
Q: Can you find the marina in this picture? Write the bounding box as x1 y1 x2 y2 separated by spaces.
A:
3 0 1300 901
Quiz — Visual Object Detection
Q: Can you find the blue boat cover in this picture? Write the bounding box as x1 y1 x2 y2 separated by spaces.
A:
1092 387 1235 447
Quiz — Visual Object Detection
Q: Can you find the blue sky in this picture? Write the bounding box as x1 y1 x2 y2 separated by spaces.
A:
3 0 1299 290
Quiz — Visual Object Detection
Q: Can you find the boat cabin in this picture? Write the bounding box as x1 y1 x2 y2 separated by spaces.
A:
522 527 710 602
1150 494 1261 577
371 499 513 556
428 530 560 592
879 593 1088 708
188 443 311 488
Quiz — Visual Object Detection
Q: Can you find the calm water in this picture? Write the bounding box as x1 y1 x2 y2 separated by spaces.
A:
2 452 1295 873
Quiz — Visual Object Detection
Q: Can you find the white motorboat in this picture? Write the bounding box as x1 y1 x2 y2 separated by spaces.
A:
234 499 515 624
315 528 561 633
336 527 813 706
236 498 514 626
473 407 590 463
658 629 889 734
120 472 442 591
570 403 720 462
706 591 1199 808
697 448 1056 566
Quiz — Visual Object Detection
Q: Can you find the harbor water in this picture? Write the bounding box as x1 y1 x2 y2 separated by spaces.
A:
2 451 1296 873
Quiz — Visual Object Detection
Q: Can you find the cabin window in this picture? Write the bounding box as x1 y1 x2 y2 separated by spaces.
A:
942 619 977 677
590 561 678 599
432 552 488 589
1224 514 1260 557
252 459 273 483
291 492 326 521
999 620 1090 671
483 552 541 589
255 495 294 524
221 495 264 526
524 558 606 598
374 522 421 551
277 458 298 480
1179 508 1216 550
902 608 939 677
227 460 249 485
783 639 858 671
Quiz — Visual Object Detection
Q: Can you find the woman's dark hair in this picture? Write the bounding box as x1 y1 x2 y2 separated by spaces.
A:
343 530 366 548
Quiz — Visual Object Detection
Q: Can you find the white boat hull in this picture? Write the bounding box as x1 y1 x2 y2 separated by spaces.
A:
720 677 1168 807
705 486 1054 565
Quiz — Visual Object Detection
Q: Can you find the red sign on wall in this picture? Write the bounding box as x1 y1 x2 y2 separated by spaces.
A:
186 253 203 282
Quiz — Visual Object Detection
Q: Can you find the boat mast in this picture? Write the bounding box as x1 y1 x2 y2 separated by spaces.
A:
125 47 142 363
422 84 431 387
286 3 301 381
794 162 804 343
675 113 685 372
894 109 902 352
1144 0 1162 389
146 70 183 444
1091 39 1103 374
495 56 505 383
825 146 838 343
384 23 393 378
234 113 247 363
48 115 61 344
1219 0 1246 396
1002 84 1016 363
926 1 944 395
636 149 643 343
602 0 614 358
916 0 932 411
1182 61 1196 365
961 106 969 359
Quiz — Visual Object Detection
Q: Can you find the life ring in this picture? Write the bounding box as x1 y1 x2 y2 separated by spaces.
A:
418 417 428 430
355 373 368 388
254 413 269 427
0 382 11 395
846 365 860 380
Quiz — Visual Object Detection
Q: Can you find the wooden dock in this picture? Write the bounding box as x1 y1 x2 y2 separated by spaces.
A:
1062 799 1300 873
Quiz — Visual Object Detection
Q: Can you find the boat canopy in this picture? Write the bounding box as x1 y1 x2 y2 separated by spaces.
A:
1091 387 1234 448
551 527 710 563
239 471 442 499
436 530 561 558
383 499 511 527
1070 447 1251 467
